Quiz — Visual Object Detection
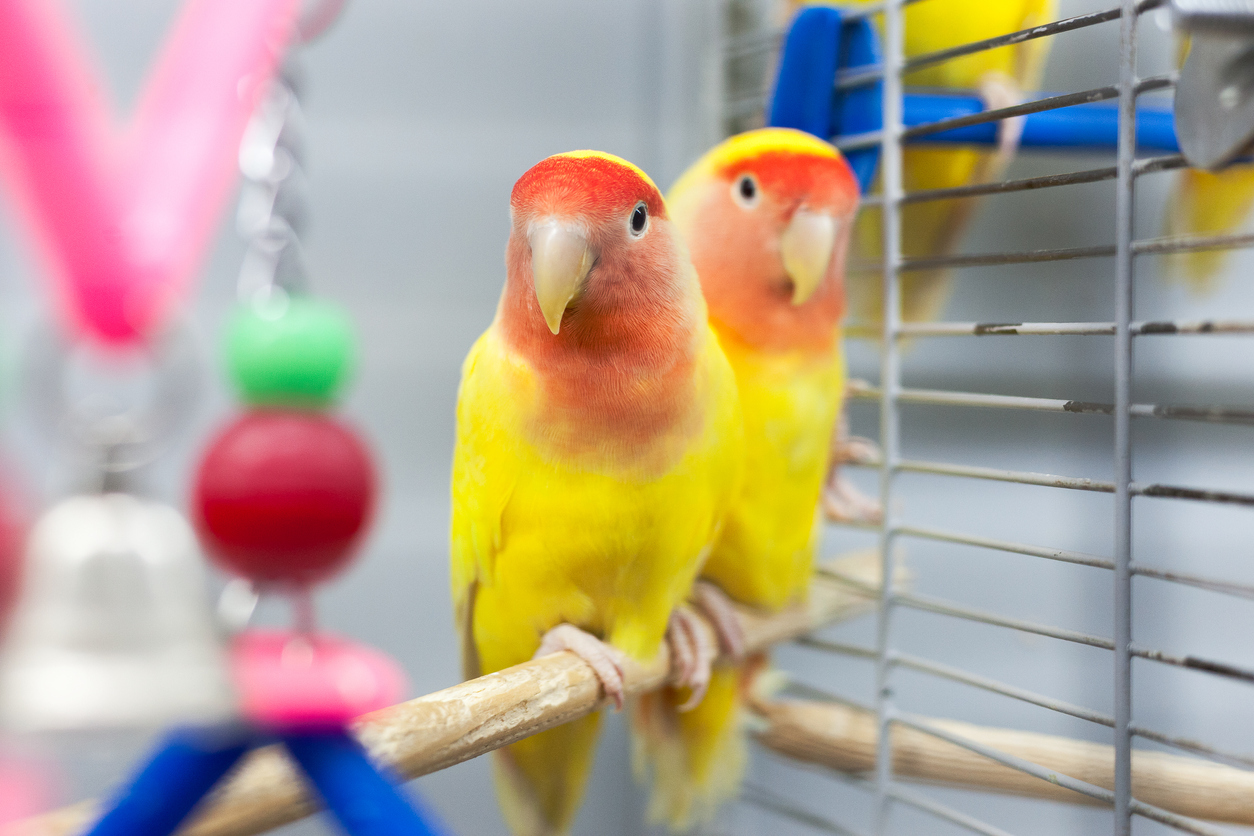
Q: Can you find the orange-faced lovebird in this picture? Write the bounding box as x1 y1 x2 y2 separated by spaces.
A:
450 151 745 836
632 128 860 829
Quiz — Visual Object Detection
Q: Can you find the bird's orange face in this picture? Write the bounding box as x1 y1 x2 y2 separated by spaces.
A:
672 129 860 352
496 152 708 461
505 151 686 342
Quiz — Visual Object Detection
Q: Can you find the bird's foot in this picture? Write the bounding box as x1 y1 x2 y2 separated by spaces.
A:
824 429 883 524
534 623 626 710
666 606 716 712
692 580 746 662
823 473 883 524
836 434 881 467
979 73 1025 170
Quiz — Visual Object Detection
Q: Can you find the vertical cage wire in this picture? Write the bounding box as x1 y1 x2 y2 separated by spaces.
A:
873 0 905 834
1112 0 1138 832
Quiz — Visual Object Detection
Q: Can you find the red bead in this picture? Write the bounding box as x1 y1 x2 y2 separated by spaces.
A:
0 474 26 624
192 411 376 586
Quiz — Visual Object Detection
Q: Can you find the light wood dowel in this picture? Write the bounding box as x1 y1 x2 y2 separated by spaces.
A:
8 551 889 836
751 695 1254 826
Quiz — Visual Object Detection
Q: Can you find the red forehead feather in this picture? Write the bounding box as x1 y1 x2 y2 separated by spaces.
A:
717 149 858 209
512 154 667 220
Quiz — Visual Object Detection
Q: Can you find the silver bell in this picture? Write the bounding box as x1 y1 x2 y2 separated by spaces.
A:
0 494 233 732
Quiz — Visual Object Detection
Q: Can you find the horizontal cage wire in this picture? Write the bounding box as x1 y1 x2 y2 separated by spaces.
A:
722 1 1254 836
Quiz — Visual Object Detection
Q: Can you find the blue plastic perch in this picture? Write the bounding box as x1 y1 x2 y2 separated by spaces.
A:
767 5 1180 193
902 93 1178 152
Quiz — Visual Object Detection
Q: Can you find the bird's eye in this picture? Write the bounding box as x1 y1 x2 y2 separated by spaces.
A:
733 174 759 207
629 202 648 237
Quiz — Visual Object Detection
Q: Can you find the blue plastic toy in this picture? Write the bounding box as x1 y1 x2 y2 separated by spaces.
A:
86 723 451 836
769 6 1180 193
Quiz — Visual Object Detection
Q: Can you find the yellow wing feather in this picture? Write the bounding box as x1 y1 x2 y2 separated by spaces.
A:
1165 166 1254 293
897 0 1055 89
700 332 844 609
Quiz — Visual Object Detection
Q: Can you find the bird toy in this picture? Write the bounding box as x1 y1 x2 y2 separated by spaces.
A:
0 0 450 830
82 40 448 836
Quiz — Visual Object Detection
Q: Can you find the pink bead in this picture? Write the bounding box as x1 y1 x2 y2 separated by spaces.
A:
230 629 406 729
0 470 27 627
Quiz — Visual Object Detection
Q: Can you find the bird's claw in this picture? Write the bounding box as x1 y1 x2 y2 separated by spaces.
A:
978 74 1025 167
823 472 883 524
836 434 881 467
666 606 716 712
692 580 746 662
534 623 626 710
825 420 883 523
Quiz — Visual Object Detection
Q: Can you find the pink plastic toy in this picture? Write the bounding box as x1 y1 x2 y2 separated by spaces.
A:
0 758 50 825
0 0 301 345
230 629 405 729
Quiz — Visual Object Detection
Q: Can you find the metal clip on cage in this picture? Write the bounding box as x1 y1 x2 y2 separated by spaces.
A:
1172 0 1254 168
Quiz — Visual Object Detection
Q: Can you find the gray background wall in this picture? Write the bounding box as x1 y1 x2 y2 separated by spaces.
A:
0 2 1250 834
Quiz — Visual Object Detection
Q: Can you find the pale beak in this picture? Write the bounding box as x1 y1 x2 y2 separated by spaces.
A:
530 220 594 334
780 208 837 306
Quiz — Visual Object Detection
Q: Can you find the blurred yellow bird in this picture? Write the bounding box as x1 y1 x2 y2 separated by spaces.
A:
450 151 744 836
1165 166 1254 292
633 128 860 830
836 0 1058 325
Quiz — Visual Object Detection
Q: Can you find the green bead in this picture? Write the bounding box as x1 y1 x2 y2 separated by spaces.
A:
225 293 355 408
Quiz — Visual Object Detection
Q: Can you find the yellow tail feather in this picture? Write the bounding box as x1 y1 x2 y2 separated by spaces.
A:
493 712 603 836
1163 165 1254 294
631 662 752 831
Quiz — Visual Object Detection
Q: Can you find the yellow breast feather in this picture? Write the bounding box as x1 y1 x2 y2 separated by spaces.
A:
451 323 743 674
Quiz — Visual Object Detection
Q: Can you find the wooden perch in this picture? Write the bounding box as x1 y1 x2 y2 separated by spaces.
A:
751 695 1254 826
10 551 891 836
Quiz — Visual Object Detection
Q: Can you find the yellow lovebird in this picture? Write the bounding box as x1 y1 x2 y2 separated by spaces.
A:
632 128 860 830
838 0 1058 325
450 151 744 836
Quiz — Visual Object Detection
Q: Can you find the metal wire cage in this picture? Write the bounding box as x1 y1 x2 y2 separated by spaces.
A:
720 2 1254 835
